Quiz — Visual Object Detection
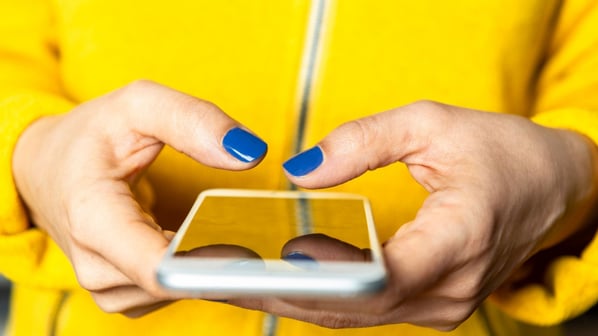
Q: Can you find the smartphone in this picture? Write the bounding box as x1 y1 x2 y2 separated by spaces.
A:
157 189 387 298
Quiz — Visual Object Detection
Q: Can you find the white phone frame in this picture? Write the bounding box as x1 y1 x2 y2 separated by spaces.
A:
156 189 387 298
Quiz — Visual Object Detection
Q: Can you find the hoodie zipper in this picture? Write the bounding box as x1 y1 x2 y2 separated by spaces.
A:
263 1 330 335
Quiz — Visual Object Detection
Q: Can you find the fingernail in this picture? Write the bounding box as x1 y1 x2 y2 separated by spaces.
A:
283 146 323 176
222 127 267 163
283 251 318 270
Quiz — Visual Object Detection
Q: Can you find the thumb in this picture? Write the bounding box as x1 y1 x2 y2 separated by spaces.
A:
281 233 370 262
71 80 269 294
283 101 437 188
101 80 268 170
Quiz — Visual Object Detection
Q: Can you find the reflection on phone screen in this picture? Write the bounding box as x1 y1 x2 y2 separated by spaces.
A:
174 195 371 262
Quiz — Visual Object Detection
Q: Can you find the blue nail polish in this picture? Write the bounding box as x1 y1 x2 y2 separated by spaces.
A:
283 146 323 176
284 251 316 262
283 251 318 270
222 127 267 163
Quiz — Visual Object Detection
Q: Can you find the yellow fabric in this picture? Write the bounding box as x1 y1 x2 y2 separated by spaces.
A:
490 0 598 325
1 0 597 335
0 93 78 290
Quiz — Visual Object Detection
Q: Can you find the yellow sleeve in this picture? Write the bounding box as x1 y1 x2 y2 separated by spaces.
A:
490 0 598 325
0 0 78 288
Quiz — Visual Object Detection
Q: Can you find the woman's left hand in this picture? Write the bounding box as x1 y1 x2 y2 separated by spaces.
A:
228 100 598 331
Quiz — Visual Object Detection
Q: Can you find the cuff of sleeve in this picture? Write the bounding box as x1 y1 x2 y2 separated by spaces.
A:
0 229 78 289
489 108 598 325
0 91 77 287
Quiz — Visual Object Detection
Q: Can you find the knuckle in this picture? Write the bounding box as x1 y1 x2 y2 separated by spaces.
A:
113 79 159 112
144 286 167 300
453 284 482 303
310 312 387 329
91 286 168 316
123 79 157 96
410 99 442 110
76 274 99 292
334 117 390 169
133 274 169 300
447 273 485 303
91 293 126 314
72 262 105 292
172 96 212 131
408 99 451 122
397 99 456 153
314 314 359 329
156 92 223 145
193 98 220 113
336 118 377 151
439 304 476 328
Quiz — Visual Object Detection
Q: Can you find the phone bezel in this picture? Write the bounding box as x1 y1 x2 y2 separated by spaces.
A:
157 189 387 298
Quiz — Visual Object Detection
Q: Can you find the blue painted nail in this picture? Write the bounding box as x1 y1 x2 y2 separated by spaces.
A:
283 251 318 270
283 146 323 176
284 251 316 262
222 127 267 163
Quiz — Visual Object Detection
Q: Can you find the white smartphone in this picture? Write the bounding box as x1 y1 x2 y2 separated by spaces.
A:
157 189 387 298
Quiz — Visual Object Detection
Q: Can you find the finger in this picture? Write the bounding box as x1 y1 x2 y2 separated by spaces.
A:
380 188 492 313
230 294 474 330
182 244 262 259
92 284 175 315
276 192 471 313
72 228 182 292
229 297 389 328
68 181 173 295
230 210 476 329
383 192 471 296
163 230 177 241
281 233 370 262
69 81 269 295
70 247 136 291
282 101 448 188
103 80 268 169
377 297 476 331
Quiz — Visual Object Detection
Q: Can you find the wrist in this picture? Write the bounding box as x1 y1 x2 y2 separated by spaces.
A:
1 93 74 235
538 129 598 251
500 129 598 291
13 116 47 193
11 115 60 228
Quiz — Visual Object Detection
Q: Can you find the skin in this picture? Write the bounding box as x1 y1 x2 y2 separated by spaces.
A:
232 101 598 330
12 80 265 317
12 82 598 330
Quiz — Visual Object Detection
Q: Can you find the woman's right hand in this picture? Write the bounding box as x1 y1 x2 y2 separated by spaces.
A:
11 80 267 317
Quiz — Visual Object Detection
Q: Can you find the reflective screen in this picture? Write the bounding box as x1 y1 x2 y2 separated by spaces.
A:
174 195 372 261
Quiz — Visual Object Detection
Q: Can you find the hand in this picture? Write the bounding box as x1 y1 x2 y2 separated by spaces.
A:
11 80 267 317
229 100 598 330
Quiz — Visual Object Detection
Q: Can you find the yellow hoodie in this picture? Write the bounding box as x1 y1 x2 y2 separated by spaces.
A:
1 0 598 335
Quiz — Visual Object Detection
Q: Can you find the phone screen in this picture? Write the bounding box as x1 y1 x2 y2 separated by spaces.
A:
159 189 386 297
174 193 372 260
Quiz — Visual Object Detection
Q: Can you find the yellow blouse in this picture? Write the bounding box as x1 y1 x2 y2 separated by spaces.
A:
1 0 598 335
